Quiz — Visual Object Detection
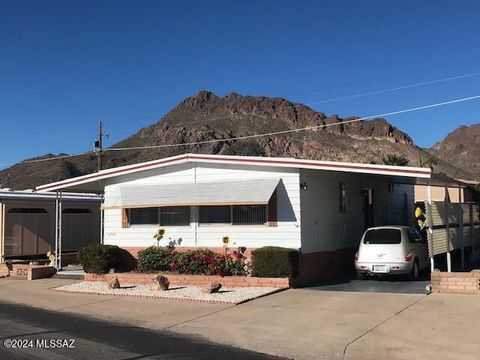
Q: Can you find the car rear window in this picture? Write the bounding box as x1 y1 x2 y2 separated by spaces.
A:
363 229 401 245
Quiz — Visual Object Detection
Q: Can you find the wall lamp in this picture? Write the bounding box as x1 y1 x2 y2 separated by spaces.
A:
300 182 308 190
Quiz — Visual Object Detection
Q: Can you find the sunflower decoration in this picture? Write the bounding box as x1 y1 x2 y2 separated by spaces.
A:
153 228 165 240
222 236 230 246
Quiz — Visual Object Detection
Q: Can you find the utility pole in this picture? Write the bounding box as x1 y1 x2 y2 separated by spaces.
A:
94 121 108 172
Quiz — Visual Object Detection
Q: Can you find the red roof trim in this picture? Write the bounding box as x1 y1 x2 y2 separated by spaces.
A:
36 154 430 192
188 155 431 175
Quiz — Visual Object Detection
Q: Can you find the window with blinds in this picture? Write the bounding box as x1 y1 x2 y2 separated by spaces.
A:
129 208 158 225
199 205 267 225
199 206 231 224
160 206 190 226
232 205 266 225
127 207 190 226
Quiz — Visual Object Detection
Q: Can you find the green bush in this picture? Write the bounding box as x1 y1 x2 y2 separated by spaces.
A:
137 246 176 273
173 249 246 276
78 244 121 274
252 246 300 278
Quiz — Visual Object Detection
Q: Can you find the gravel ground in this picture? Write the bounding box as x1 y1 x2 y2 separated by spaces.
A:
54 281 284 304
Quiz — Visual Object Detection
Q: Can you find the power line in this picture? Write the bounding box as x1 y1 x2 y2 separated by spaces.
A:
5 93 480 166
100 67 480 129
307 71 480 105
104 94 480 152
285 57 480 97
136 70 480 129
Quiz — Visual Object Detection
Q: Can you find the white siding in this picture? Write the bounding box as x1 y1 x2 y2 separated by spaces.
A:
103 162 301 250
300 169 414 254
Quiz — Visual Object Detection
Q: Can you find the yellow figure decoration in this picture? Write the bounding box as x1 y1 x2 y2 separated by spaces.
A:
46 251 56 266
415 207 423 219
415 207 426 230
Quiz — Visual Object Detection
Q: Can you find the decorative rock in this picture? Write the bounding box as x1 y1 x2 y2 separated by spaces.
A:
151 275 169 291
108 277 120 289
202 282 222 294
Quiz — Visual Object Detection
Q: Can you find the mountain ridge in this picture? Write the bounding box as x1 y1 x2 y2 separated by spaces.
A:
0 91 476 190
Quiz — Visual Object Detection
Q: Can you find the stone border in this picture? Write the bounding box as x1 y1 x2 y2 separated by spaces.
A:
53 282 288 305
431 270 480 294
85 273 291 288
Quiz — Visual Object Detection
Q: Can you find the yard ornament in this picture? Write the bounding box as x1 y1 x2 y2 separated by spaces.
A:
46 251 56 266
415 207 426 230
153 228 166 247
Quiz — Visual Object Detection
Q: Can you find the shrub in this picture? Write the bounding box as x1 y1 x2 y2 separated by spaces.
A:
137 246 176 273
252 246 300 278
78 244 121 274
175 249 246 276
117 248 138 272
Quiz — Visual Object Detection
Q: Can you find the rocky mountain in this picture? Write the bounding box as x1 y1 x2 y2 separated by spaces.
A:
429 124 480 179
0 91 475 190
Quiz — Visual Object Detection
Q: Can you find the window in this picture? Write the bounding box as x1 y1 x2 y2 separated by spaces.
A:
339 183 347 213
160 206 190 226
199 205 267 225
364 229 401 244
233 205 266 225
199 206 231 224
62 208 92 214
129 208 158 225
8 208 48 213
127 207 191 226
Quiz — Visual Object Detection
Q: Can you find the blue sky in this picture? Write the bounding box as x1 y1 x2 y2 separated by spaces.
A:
1 0 480 167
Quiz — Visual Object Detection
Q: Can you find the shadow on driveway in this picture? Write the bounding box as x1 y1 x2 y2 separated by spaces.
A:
305 274 431 295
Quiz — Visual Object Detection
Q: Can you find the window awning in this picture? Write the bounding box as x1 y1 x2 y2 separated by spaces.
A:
103 178 281 208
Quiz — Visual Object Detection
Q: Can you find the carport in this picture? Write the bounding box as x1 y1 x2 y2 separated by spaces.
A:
392 174 479 273
0 189 101 269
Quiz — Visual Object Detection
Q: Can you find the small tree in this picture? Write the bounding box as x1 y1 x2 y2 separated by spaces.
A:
382 154 410 166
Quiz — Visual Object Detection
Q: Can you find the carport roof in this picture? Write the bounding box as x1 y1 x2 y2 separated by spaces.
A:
34 153 445 194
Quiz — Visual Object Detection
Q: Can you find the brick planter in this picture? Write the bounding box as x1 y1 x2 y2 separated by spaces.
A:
9 264 55 280
85 272 291 288
431 270 480 294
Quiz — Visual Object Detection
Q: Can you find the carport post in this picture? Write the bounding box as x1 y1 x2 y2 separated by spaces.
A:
470 203 475 261
54 191 63 270
58 191 62 269
458 183 464 270
445 185 452 272
100 193 104 244
427 184 435 272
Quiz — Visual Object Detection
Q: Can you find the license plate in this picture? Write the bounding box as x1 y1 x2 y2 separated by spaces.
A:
373 265 388 273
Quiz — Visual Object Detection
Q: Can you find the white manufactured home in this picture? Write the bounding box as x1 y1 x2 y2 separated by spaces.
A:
37 153 434 284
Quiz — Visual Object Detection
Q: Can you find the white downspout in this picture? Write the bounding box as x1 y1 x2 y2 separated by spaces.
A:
445 185 451 272
194 162 198 247
458 184 464 270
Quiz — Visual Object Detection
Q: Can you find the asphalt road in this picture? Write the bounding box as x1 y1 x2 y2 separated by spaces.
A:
0 301 281 360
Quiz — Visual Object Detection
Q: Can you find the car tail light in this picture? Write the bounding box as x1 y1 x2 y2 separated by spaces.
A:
404 253 413 262
354 252 359 261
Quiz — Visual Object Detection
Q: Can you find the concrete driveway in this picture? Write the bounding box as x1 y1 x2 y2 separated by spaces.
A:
306 278 431 294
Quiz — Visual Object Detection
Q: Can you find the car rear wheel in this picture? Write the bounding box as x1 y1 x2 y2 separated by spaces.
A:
409 260 419 281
